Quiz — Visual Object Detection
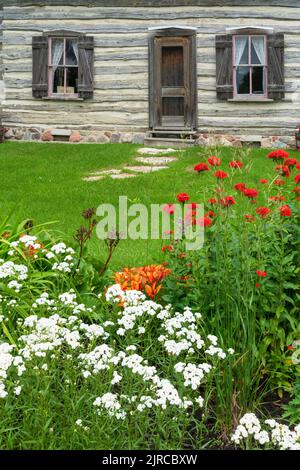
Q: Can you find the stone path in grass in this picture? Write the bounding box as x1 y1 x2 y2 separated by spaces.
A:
83 148 179 181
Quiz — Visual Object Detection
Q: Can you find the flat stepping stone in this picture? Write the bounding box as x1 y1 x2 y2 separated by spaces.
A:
137 147 178 155
135 156 177 165
126 165 169 173
83 175 105 182
90 169 122 176
110 173 137 179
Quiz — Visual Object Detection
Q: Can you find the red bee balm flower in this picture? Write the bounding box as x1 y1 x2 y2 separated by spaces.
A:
267 150 289 160
207 156 221 166
244 188 258 199
275 165 290 178
161 245 173 253
177 193 190 203
208 198 218 205
214 170 228 179
234 183 246 192
244 214 256 222
197 217 213 227
274 178 285 186
295 174 300 184
194 163 210 173
205 210 217 218
187 202 198 210
269 195 286 203
256 207 271 218
229 160 243 169
279 205 292 217
259 179 268 184
284 158 298 167
256 270 267 277
163 204 175 215
220 196 236 207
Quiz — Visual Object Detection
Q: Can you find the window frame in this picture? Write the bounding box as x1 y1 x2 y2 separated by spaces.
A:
48 36 79 98
233 34 268 100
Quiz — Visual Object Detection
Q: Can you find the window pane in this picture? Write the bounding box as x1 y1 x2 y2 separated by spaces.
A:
66 39 78 66
162 97 184 116
53 67 65 93
161 46 184 87
66 67 78 94
251 36 265 65
236 66 250 94
51 38 64 66
235 36 249 65
252 67 264 94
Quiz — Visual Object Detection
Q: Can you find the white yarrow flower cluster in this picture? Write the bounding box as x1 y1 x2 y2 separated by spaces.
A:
232 413 300 449
8 235 42 256
174 362 212 390
93 393 126 420
0 260 28 281
46 243 75 273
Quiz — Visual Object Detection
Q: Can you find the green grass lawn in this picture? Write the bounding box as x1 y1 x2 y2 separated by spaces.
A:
0 141 298 269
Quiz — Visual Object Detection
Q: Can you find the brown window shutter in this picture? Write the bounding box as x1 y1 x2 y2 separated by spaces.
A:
32 36 48 98
78 36 94 99
215 34 233 100
267 33 285 101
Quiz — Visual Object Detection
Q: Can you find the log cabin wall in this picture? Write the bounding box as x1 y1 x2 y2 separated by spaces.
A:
1 1 300 145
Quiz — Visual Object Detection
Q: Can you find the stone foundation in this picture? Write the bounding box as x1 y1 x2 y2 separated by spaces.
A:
2 127 296 149
194 133 296 149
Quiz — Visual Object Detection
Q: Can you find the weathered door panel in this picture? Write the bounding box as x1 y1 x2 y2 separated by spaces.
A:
150 33 197 131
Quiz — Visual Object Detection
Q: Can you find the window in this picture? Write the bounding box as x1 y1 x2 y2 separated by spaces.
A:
32 31 94 100
233 35 267 98
48 37 79 97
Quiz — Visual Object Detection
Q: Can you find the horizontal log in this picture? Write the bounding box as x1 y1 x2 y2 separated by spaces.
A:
3 1 300 8
3 102 300 119
5 23 300 37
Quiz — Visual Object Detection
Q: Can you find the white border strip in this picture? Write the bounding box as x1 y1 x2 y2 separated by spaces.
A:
226 26 274 33
148 25 197 31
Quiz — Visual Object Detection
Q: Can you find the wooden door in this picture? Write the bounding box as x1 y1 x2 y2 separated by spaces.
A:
150 34 197 131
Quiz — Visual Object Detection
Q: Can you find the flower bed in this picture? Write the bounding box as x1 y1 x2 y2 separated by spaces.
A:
0 147 299 450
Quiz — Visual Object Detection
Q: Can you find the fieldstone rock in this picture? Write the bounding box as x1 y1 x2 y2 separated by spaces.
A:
23 131 32 141
225 135 237 143
132 133 145 144
4 129 14 139
232 139 242 148
121 133 133 143
84 135 97 143
96 133 110 143
195 136 209 147
14 129 24 140
278 136 295 146
41 130 54 142
69 131 82 143
273 141 288 149
261 137 272 148
219 136 232 147
104 131 112 139
110 132 121 143
32 132 41 141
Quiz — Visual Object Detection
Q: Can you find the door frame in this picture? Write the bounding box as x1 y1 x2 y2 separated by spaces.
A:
148 27 198 132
